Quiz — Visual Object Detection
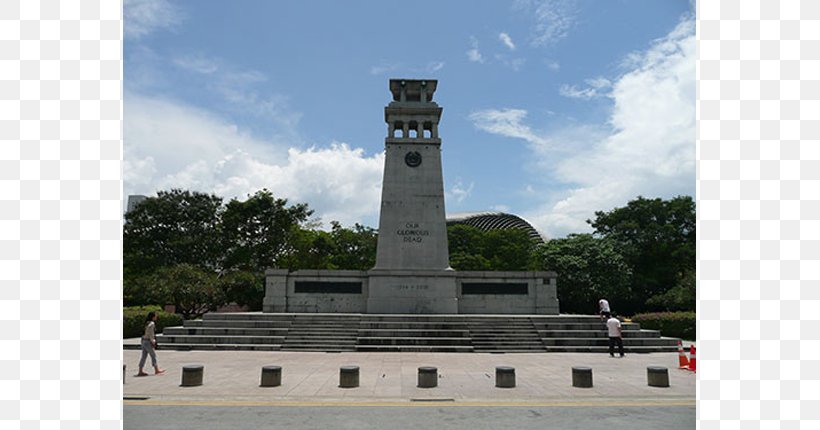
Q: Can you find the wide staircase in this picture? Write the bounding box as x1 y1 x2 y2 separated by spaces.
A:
152 313 679 353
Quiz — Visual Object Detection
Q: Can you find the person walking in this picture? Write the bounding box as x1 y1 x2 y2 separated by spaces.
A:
137 311 165 376
606 312 625 358
598 298 610 320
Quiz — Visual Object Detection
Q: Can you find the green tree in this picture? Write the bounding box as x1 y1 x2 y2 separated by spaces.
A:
447 225 536 271
221 189 313 272
588 195 695 314
328 222 377 270
154 264 226 320
124 189 224 277
645 268 696 311
532 234 632 315
218 270 265 311
280 228 336 270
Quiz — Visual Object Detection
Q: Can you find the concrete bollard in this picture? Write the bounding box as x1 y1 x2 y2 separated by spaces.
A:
647 366 670 387
572 366 593 388
123 365 126 384
417 367 438 388
260 365 282 387
495 366 516 388
339 366 360 388
181 364 204 387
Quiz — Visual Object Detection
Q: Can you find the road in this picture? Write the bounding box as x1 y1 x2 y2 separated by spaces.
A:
124 402 695 430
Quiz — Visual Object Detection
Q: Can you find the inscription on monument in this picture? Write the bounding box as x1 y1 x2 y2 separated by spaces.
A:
394 284 429 291
396 222 429 243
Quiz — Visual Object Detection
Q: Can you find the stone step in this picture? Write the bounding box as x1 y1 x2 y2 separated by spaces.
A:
203 313 361 321
355 345 475 353
157 335 285 344
470 333 541 342
286 330 361 335
288 325 362 329
163 327 289 336
474 346 546 351
544 345 678 353
280 345 356 351
185 320 293 329
284 339 356 345
470 329 538 336
285 335 356 342
532 323 641 331
538 330 662 338
540 338 680 347
357 329 470 337
357 337 473 346
473 341 544 347
152 343 283 351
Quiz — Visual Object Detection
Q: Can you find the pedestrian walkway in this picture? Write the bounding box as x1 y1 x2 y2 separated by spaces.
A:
123 346 695 404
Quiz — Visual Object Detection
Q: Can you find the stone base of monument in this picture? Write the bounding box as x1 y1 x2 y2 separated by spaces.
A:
263 269 559 315
366 270 460 314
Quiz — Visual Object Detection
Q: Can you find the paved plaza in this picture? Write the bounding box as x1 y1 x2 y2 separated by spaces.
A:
123 344 695 405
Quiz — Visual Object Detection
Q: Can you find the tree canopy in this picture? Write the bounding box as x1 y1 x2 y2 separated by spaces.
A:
532 234 632 315
587 195 695 314
447 224 537 271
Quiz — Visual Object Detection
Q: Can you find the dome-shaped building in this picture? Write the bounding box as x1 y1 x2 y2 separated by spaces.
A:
446 211 547 244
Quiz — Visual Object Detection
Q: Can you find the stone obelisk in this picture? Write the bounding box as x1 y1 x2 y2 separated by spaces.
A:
367 79 458 313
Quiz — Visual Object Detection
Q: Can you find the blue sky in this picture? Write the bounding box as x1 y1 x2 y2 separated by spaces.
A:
124 0 695 238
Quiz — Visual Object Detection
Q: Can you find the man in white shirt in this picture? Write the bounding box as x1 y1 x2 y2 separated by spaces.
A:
606 313 625 358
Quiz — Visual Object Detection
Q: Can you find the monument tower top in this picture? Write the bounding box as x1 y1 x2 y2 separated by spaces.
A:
388 79 438 103
385 79 443 142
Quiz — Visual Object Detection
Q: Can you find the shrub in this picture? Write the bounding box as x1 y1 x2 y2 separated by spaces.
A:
631 311 695 340
123 306 183 339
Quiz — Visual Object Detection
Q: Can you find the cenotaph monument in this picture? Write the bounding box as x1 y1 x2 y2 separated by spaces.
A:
263 79 558 314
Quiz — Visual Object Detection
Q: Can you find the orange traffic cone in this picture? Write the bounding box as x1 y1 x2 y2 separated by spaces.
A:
687 344 697 372
677 340 689 368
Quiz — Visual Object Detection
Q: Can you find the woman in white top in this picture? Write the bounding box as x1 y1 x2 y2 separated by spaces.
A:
137 311 166 376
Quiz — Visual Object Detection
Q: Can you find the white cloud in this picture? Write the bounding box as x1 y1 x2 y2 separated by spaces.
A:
499 32 516 50
447 180 475 205
125 93 384 227
172 55 219 75
427 61 445 73
468 108 550 147
546 61 560 71
168 54 300 129
124 0 183 40
473 17 695 237
515 0 577 46
467 37 485 63
559 77 612 99
370 63 401 75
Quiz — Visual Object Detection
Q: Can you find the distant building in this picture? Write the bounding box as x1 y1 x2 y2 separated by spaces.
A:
126 195 148 213
446 211 546 244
